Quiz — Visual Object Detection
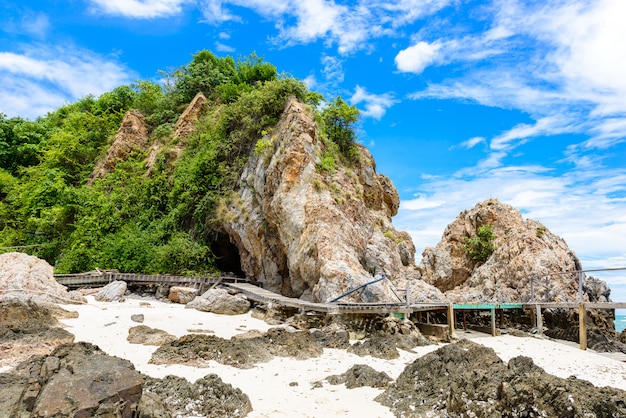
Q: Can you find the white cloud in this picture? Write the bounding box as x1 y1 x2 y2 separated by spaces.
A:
393 165 626 279
214 42 235 52
459 136 485 149
349 85 397 120
0 46 136 119
395 41 441 74
321 55 344 84
2 10 50 38
88 0 191 19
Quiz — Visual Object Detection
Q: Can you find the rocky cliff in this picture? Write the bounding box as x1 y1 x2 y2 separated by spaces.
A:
418 199 608 303
219 99 420 303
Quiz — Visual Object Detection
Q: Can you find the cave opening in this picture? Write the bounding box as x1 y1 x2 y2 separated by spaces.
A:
210 232 245 278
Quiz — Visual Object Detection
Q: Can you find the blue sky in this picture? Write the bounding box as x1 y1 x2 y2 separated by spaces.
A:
1 0 625 303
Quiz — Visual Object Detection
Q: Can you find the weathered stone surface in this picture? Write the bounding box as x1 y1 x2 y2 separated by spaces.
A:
94 280 128 302
142 374 251 418
376 339 626 417
221 99 427 303
90 109 150 182
131 313 145 323
0 342 142 418
127 325 177 346
168 286 198 304
418 199 601 303
150 327 323 369
0 300 75 368
326 364 392 389
0 252 85 305
186 288 250 315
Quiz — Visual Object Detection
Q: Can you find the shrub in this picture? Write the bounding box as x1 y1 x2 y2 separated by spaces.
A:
463 224 496 262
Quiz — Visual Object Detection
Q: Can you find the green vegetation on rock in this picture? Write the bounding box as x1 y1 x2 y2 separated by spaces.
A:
463 224 496 262
0 50 360 276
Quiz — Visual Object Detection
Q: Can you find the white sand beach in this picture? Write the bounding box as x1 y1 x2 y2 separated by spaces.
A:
57 295 626 418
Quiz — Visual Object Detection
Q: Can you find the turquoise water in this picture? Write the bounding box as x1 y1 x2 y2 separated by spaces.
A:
617 315 626 333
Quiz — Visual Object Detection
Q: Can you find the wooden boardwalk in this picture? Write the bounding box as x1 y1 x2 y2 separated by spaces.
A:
56 271 626 351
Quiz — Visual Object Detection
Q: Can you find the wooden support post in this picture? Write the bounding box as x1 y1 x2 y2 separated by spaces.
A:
491 307 496 336
448 302 456 338
463 311 467 331
579 302 587 350
498 309 504 328
535 304 543 334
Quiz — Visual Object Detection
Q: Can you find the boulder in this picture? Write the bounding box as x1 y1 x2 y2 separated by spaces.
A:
94 280 128 302
168 286 198 304
186 288 250 315
131 313 145 323
0 252 85 305
0 342 143 417
326 364 392 389
127 325 177 346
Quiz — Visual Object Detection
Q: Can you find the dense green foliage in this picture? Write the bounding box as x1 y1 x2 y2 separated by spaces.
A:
463 224 496 262
0 50 360 275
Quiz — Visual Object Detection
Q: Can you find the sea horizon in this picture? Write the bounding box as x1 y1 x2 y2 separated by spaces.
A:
616 314 625 333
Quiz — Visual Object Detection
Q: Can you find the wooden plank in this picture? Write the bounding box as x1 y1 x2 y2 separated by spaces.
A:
448 302 455 337
579 302 587 350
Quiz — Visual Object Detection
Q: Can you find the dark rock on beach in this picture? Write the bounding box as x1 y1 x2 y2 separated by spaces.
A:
141 374 252 418
376 339 626 417
150 326 323 369
326 364 392 389
0 342 143 418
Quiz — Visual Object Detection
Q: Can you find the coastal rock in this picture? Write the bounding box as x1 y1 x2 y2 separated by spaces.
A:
0 252 85 305
142 374 251 418
150 327 323 369
326 364 392 389
168 286 197 304
0 342 143 418
127 325 177 346
418 199 598 303
94 280 128 302
376 339 626 417
221 99 428 302
186 288 251 314
0 300 75 368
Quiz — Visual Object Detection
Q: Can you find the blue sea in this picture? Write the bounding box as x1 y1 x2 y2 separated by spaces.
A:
617 315 626 333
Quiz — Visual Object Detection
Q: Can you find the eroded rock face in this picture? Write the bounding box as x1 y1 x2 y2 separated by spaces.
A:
90 109 150 183
221 99 423 302
376 339 626 417
418 199 598 303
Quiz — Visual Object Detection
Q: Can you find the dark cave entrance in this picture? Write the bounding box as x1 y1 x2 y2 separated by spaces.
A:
210 232 245 278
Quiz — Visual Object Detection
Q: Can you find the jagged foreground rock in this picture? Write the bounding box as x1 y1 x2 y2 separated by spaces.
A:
221 99 423 302
418 199 609 303
376 339 626 417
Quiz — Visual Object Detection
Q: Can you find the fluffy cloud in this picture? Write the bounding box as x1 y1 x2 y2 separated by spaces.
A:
349 86 397 120
88 0 192 19
394 41 441 74
0 46 136 119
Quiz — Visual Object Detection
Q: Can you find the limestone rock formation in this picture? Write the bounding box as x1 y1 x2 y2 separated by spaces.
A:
220 99 422 303
145 92 207 173
418 199 600 303
0 252 85 305
90 109 150 183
